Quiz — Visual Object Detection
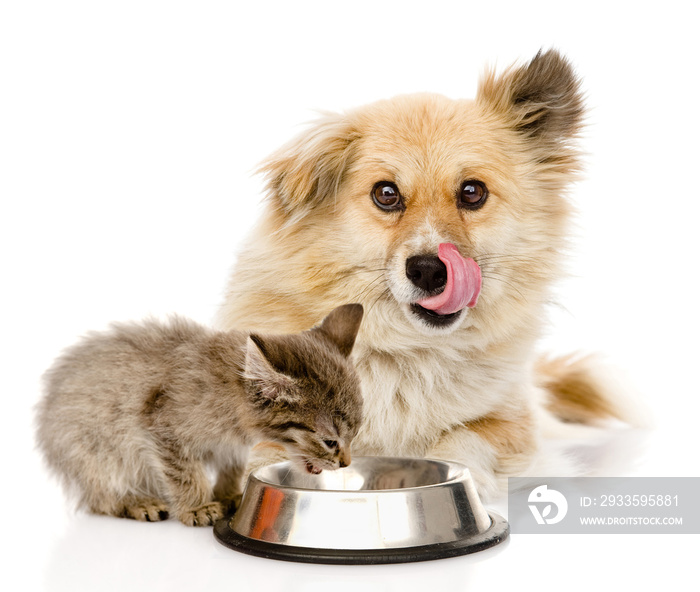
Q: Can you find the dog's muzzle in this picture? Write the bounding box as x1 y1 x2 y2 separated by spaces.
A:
405 243 481 326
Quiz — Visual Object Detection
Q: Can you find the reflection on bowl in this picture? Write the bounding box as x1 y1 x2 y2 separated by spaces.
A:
214 457 509 564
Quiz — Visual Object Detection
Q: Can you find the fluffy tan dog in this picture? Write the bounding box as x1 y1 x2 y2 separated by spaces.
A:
217 50 631 498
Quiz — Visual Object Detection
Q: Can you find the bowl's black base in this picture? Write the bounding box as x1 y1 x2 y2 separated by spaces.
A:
213 512 509 565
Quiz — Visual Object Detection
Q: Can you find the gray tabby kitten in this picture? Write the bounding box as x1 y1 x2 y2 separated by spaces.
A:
36 304 363 526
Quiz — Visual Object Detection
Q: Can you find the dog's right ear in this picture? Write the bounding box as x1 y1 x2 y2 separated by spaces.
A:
258 113 359 216
476 49 584 150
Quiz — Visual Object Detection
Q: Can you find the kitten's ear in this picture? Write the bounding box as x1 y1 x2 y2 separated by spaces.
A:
244 335 298 403
314 303 364 358
476 49 584 147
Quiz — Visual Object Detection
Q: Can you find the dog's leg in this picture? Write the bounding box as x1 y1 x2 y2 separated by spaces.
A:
428 407 538 501
242 441 291 484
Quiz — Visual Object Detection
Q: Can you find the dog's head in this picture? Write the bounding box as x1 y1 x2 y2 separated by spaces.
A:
257 50 584 338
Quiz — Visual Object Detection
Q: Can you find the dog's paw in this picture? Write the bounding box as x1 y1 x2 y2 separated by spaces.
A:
243 441 290 483
177 502 224 527
467 466 504 502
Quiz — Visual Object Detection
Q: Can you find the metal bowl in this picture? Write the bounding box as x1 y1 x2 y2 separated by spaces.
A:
214 456 509 564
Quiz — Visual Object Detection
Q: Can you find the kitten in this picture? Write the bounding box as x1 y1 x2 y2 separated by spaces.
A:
36 303 364 526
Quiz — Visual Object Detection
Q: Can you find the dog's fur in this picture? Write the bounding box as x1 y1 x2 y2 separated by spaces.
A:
216 50 632 498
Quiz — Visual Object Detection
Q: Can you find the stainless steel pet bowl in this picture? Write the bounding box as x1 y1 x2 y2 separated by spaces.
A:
214 456 509 564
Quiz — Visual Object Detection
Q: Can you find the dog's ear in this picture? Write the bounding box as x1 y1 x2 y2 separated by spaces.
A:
477 49 584 149
258 113 358 216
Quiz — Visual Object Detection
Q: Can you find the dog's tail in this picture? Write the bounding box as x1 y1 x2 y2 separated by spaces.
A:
536 354 650 428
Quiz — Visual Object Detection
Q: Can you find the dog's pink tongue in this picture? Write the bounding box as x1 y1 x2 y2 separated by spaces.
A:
417 243 481 315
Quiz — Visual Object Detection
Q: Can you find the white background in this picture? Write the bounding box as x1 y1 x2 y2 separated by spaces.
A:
2 1 699 590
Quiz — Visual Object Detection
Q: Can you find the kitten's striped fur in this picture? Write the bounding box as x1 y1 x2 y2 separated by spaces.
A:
36 304 363 526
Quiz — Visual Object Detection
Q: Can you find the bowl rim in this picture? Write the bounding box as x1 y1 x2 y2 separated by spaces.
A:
248 456 472 494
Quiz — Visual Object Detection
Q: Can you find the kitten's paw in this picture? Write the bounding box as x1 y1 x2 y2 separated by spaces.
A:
217 494 243 515
177 502 224 527
121 499 169 522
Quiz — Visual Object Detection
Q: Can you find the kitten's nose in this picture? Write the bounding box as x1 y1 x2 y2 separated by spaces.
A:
339 449 351 468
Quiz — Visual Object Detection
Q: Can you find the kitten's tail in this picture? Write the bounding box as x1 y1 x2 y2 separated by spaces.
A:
536 354 651 428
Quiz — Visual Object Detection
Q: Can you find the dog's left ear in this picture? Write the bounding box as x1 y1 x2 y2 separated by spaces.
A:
258 113 358 216
477 49 584 149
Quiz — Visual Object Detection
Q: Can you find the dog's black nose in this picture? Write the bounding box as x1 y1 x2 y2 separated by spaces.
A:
406 255 447 293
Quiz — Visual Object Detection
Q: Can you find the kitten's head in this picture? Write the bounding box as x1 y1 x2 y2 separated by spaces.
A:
243 303 364 474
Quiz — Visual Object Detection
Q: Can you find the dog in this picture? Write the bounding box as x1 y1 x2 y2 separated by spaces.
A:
216 50 634 499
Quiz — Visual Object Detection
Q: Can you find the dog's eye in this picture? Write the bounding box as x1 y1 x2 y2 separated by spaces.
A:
372 182 404 211
459 180 489 209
